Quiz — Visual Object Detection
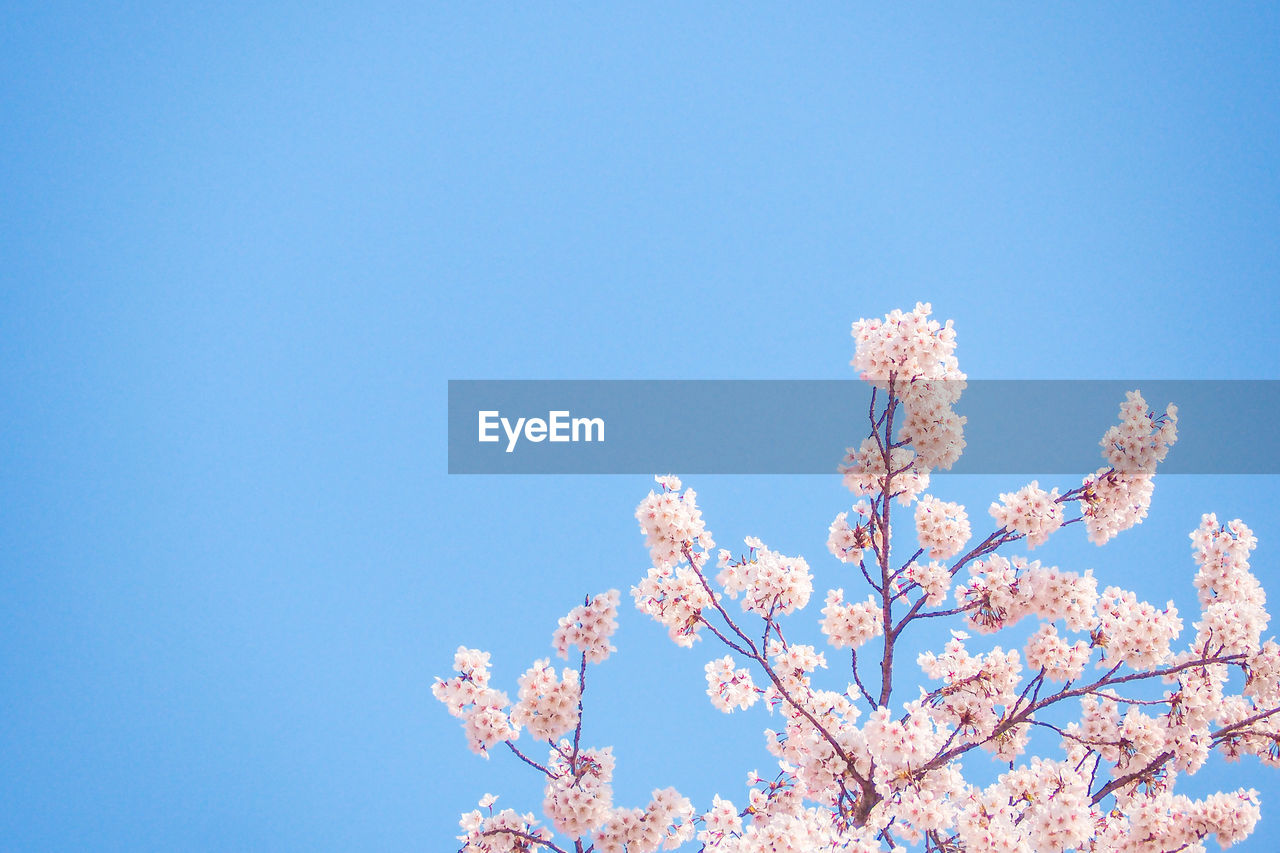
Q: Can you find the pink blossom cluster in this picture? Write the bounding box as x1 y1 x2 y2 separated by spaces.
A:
1090 789 1260 851
1194 514 1280 769
635 475 715 568
988 480 1063 548
716 535 814 614
1217 689 1280 767
543 743 615 837
694 795 742 848
1021 563 1099 632
433 646 497 716
954 555 1098 634
913 495 971 559
898 387 967 471
865 700 954 773
1061 690 1215 783
1101 390 1179 474
918 637 1024 753
955 759 1092 853
432 646 517 755
457 796 553 853
819 588 883 650
716 538 813 616
631 481 721 646
954 556 1023 632
594 788 696 853
705 655 759 712
1081 391 1179 545
840 439 930 506
903 559 951 605
1080 468 1156 546
433 591 618 758
850 302 960 386
845 303 967 497
1245 639 1280 707
510 659 580 741
551 589 620 663
436 596 701 851
763 641 828 701
827 501 872 564
879 761 967 845
757 642 849 801
1190 514 1268 657
762 689 858 801
699 771 895 851
1023 623 1090 682
1094 586 1182 670
631 561 715 647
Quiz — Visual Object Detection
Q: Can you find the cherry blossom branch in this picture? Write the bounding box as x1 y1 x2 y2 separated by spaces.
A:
1090 750 1174 803
681 543 870 788
1009 668 1046 718
877 377 898 707
697 617 755 658
921 653 1252 775
892 547 924 584
857 556 884 596
850 649 876 707
1077 689 1168 707
570 650 587 767
889 529 1014 638
505 740 551 776
438 306 1279 851
461 828 569 853
1090 703 1280 806
893 602 976 635
683 544 761 659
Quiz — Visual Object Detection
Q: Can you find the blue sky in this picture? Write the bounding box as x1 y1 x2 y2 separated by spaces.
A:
2 3 1279 850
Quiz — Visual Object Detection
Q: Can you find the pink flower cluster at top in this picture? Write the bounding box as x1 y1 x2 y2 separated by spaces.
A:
635 475 715 568
840 302 968 505
552 590 620 663
1081 391 1178 545
850 302 961 384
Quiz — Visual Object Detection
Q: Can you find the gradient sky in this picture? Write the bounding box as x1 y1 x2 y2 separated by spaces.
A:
3 3 1279 850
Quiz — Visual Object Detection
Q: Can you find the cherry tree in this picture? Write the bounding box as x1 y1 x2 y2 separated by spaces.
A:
434 304 1279 852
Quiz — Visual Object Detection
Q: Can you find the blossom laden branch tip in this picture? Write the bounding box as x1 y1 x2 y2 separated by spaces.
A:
436 305 1273 853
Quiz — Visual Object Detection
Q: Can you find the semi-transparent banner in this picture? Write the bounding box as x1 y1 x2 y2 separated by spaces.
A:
447 380 1276 474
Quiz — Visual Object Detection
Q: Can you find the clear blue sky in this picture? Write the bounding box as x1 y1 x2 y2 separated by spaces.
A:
2 3 1279 850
